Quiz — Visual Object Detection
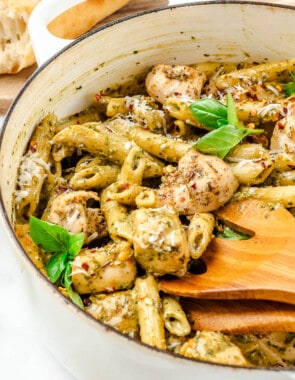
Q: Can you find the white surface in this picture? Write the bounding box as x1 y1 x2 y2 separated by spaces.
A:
0 115 75 379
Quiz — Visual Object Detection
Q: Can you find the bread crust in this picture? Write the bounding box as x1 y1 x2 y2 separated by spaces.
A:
0 0 40 74
0 0 130 74
48 0 131 39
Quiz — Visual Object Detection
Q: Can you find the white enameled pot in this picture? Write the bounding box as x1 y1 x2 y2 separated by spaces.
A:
1 2 295 379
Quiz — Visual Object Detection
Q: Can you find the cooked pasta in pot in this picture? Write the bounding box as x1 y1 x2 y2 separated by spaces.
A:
13 58 295 368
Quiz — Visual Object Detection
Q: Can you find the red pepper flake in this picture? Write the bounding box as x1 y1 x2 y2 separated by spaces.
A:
82 263 89 272
180 197 186 202
191 183 197 189
121 182 130 190
94 93 102 101
128 103 134 111
277 121 284 130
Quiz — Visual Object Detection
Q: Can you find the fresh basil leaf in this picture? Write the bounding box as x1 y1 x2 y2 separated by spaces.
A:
282 71 295 96
226 93 243 128
29 216 71 253
216 118 229 127
217 225 250 240
190 98 228 129
282 82 295 96
193 124 263 159
62 262 72 289
66 284 84 309
29 216 84 310
46 252 68 283
62 263 84 309
68 233 84 259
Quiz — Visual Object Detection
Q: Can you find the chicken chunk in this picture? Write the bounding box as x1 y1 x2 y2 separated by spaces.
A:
86 290 139 338
178 331 248 366
71 240 136 294
270 115 295 155
131 207 190 277
145 64 206 104
158 149 239 214
45 190 107 244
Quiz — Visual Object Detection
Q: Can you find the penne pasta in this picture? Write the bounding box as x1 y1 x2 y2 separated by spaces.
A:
234 185 295 208
100 187 133 242
135 275 166 350
187 212 215 259
162 296 191 337
216 58 295 89
14 113 57 219
226 143 275 185
105 181 146 207
118 145 146 184
129 126 190 162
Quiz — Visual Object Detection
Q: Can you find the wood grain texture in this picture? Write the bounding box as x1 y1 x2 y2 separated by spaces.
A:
160 200 295 304
182 299 295 333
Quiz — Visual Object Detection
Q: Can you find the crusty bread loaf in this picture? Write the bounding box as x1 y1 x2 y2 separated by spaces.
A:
48 0 131 39
0 0 40 74
0 0 131 75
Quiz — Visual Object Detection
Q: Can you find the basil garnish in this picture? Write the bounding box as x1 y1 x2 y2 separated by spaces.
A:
190 93 264 158
282 72 295 97
29 216 84 309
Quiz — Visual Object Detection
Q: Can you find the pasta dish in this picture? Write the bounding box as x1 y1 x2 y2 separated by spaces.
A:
13 59 295 367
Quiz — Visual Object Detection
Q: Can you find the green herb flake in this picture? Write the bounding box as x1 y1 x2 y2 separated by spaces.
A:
282 72 295 96
217 225 250 240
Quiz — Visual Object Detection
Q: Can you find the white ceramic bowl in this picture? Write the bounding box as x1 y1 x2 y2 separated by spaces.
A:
1 2 295 379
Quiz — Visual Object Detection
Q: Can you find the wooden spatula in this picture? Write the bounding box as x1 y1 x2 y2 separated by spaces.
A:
159 199 295 304
181 298 295 333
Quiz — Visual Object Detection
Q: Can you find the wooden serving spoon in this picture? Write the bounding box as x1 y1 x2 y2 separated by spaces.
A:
159 199 295 331
181 298 295 334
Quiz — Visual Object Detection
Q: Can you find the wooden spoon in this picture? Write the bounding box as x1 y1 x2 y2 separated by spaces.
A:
159 199 295 304
181 298 295 334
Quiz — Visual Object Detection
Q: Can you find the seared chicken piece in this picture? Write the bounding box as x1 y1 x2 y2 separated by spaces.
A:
71 240 136 294
45 190 107 244
145 64 206 104
86 290 139 338
178 331 248 366
270 115 295 155
158 149 239 214
131 207 190 277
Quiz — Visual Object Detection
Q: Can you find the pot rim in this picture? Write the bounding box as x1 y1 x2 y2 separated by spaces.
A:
1 0 295 372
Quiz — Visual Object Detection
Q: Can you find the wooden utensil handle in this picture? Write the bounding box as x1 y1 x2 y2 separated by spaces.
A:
182 299 295 334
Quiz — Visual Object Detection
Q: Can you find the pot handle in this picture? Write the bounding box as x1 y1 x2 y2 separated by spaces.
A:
28 0 85 66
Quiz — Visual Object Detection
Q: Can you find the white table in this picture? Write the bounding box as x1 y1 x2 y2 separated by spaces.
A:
0 116 75 380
